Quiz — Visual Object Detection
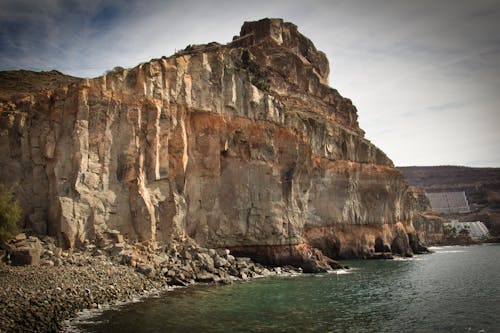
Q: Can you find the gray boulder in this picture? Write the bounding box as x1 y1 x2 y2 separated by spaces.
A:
10 247 41 266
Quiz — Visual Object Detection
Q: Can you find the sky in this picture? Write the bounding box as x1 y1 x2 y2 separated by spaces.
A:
1 0 500 167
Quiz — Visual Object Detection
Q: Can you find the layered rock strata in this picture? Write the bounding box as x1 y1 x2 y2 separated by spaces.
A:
0 18 426 267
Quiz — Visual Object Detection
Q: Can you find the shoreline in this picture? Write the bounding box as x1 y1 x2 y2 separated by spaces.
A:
2 232 474 332
0 256 168 333
66 249 451 332
0 235 303 333
432 237 500 246
0 256 301 333
63 285 180 333
62 269 312 333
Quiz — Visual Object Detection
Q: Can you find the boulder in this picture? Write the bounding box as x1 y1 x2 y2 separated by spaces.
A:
196 252 215 273
14 233 27 241
229 244 344 273
371 252 394 260
106 243 125 256
136 264 155 277
121 254 139 267
214 256 228 268
195 271 216 283
106 230 124 243
171 277 189 286
10 247 41 266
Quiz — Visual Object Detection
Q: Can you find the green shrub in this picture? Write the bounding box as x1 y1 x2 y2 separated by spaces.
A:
458 225 470 237
0 184 20 243
443 225 457 239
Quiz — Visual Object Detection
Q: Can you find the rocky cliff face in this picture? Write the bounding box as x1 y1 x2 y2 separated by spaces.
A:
0 19 425 264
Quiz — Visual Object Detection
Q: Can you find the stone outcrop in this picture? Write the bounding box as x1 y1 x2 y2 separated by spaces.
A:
0 18 429 268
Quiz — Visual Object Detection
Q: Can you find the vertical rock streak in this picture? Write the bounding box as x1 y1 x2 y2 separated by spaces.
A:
0 18 428 259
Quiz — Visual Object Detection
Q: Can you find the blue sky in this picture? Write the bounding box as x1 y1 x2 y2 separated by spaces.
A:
1 0 499 167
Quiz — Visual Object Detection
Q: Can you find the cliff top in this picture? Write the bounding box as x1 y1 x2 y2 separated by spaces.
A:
235 18 329 83
0 18 363 136
0 18 328 94
0 70 80 101
175 18 330 84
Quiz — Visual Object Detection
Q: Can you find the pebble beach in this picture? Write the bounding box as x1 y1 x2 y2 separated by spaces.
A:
0 232 299 332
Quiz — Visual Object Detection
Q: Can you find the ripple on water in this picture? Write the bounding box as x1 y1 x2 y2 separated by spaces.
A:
392 256 424 261
329 269 352 275
73 244 500 333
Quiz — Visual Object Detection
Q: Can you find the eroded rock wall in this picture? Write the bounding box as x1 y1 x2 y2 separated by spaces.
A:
0 18 425 260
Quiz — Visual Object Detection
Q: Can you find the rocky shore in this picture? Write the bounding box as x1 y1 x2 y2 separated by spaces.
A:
0 232 304 333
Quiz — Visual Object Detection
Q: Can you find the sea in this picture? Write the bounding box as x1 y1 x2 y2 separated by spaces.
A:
69 244 500 333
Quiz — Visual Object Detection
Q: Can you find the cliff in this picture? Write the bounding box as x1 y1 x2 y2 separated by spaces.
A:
0 19 427 266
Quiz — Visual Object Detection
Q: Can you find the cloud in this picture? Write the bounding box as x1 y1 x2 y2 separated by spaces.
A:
319 0 500 167
0 0 149 74
426 102 465 112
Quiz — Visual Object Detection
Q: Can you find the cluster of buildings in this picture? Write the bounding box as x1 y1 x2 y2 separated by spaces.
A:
425 191 490 241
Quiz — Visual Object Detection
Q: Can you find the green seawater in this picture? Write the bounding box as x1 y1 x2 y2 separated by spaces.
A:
73 244 500 333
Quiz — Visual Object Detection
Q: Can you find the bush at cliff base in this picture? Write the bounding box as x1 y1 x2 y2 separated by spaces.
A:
0 184 20 243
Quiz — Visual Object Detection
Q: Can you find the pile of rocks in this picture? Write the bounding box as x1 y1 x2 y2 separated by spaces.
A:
0 232 301 332
3 231 301 283
150 243 289 286
3 233 44 266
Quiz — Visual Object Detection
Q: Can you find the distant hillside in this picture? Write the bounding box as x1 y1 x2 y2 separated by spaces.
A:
398 166 500 191
398 166 500 236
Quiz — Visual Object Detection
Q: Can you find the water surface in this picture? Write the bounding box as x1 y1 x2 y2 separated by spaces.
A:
73 244 500 333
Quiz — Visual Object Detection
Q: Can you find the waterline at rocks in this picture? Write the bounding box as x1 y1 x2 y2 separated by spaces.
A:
0 233 310 332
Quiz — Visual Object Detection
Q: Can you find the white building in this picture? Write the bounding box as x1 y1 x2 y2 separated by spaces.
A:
444 220 490 240
426 191 471 214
